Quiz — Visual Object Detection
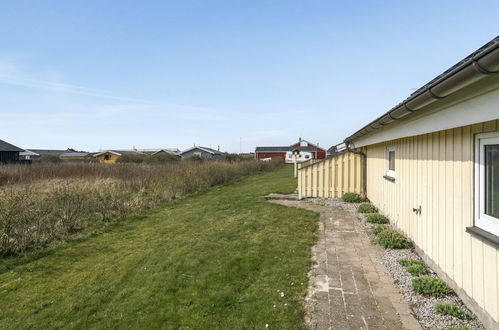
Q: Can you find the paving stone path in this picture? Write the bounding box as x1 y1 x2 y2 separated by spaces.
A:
267 194 421 330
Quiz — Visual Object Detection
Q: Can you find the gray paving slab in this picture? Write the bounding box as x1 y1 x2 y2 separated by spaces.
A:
269 196 421 330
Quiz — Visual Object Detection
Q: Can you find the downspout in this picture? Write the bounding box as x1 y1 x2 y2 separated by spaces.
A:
346 145 367 198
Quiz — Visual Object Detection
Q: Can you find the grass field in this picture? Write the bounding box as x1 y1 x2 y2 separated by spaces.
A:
0 166 318 329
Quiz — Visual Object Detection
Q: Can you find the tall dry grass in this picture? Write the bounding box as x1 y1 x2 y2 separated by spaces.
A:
0 160 280 256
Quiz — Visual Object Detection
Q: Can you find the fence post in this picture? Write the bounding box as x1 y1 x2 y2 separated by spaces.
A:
297 163 302 199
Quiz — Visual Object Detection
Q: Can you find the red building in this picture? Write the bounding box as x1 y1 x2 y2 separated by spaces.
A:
255 139 327 163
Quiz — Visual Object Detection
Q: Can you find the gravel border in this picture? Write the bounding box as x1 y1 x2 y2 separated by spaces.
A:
307 197 485 330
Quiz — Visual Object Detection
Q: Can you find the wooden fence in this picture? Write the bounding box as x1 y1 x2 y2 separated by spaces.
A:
297 151 363 199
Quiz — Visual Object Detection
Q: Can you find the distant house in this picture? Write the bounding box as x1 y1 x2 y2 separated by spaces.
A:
150 149 181 157
180 146 224 160
255 139 327 163
134 148 180 155
93 150 146 164
59 152 93 161
27 149 68 157
19 150 39 162
0 139 23 163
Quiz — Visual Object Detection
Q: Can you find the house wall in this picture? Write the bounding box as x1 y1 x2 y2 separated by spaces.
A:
257 150 326 161
364 119 499 325
256 152 286 161
284 151 314 164
0 151 20 163
96 153 120 164
181 148 220 160
316 149 327 159
291 142 327 159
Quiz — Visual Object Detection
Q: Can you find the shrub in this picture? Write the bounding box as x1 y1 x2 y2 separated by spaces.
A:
357 203 377 213
143 154 180 164
398 258 420 267
372 224 388 235
35 154 62 163
342 192 363 203
116 154 146 163
447 327 471 330
406 263 428 276
48 184 90 234
398 258 428 275
412 276 451 297
0 159 281 256
0 189 52 255
435 302 469 319
376 228 411 249
366 214 389 224
183 155 204 162
220 153 250 162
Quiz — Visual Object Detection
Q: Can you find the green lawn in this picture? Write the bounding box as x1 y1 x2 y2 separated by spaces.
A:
0 166 318 329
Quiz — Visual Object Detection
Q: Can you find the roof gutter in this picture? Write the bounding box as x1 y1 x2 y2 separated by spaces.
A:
344 37 499 144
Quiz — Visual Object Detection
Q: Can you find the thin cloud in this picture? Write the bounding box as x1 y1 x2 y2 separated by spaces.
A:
0 73 222 113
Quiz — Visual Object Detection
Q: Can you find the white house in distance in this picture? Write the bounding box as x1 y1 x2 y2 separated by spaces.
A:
255 138 327 163
298 36 499 328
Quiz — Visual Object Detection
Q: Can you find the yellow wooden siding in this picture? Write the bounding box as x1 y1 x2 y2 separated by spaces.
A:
365 119 499 322
95 153 120 164
298 152 362 199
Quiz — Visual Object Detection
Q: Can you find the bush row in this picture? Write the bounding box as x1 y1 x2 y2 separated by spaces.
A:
0 160 280 256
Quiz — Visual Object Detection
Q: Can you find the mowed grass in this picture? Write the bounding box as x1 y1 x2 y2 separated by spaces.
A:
0 166 318 329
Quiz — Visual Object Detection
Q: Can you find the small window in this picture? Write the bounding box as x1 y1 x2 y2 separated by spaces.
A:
104 154 111 160
386 146 396 178
475 132 499 237
305 155 310 159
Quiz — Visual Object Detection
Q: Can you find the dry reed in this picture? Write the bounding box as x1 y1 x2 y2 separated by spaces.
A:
0 160 280 256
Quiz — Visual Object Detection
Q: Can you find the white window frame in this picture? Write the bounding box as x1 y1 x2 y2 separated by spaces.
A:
475 131 499 237
386 146 396 179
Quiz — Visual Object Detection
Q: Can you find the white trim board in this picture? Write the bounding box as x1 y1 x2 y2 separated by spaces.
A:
351 83 499 148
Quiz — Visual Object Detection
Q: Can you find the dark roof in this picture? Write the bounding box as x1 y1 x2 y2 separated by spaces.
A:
255 146 318 152
59 152 91 158
345 36 499 143
114 150 147 155
151 149 181 156
292 139 324 149
180 146 224 155
0 139 24 152
28 149 69 156
198 146 223 154
20 150 39 156
94 150 146 156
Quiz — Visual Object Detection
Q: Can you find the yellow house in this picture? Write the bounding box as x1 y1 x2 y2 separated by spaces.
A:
94 151 121 164
298 37 499 328
93 150 145 164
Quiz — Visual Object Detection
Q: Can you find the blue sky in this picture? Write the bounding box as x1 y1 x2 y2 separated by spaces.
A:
0 1 498 152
